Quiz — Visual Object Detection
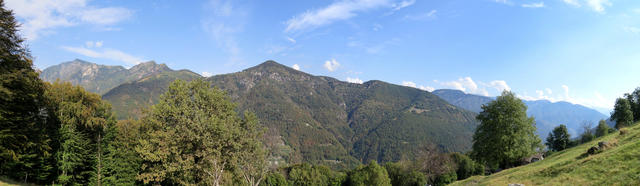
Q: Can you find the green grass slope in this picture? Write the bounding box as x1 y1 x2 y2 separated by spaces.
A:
451 123 640 186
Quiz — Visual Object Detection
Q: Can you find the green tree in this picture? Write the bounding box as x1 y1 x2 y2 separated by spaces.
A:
450 152 483 180
237 112 268 186
262 172 290 186
136 79 262 185
579 122 595 144
545 124 571 151
595 120 610 137
347 161 392 186
612 98 634 129
0 0 55 183
45 81 117 185
623 88 640 121
471 91 542 170
287 163 345 186
100 120 142 185
384 162 427 186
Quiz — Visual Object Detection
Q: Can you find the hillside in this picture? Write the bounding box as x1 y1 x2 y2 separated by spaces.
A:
432 89 609 138
100 60 479 169
40 59 174 94
102 70 202 119
451 123 640 185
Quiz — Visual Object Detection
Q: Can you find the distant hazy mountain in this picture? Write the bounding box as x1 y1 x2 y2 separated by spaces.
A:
40 59 173 94
100 60 479 168
432 89 610 138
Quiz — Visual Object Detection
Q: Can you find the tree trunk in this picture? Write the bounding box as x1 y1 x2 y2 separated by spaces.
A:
97 133 102 186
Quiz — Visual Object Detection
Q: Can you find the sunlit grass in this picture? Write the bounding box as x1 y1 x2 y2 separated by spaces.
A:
451 123 640 186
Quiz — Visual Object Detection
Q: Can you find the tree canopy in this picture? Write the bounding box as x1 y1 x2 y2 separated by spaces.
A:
612 98 634 129
546 124 570 151
471 91 542 170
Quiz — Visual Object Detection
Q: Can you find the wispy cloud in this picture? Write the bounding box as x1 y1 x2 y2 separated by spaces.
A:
285 0 401 33
519 85 614 110
402 81 434 91
324 59 341 72
522 2 545 8
5 0 132 40
403 10 437 21
61 42 145 65
391 0 415 11
563 0 581 7
624 26 640 34
201 0 249 65
347 77 364 84
586 0 611 13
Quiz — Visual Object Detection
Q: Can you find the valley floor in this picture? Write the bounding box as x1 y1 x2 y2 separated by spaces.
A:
451 123 640 186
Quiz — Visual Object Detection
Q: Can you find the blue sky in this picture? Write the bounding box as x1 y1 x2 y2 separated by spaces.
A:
5 0 640 114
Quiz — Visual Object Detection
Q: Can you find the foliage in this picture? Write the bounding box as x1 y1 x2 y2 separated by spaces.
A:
384 162 427 186
286 163 346 186
451 122 640 186
612 98 634 129
0 1 54 183
136 79 264 185
413 144 457 184
45 81 118 185
450 152 484 180
100 120 142 185
261 172 290 186
472 91 543 170
579 122 595 144
347 161 392 186
100 60 480 168
595 120 610 137
546 124 571 151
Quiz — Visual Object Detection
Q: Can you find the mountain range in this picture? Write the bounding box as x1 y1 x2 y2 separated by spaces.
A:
432 89 610 138
39 59 610 169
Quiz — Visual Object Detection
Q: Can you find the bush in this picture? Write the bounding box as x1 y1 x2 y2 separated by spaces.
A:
347 161 392 186
262 172 290 186
433 171 457 186
384 162 427 186
450 152 484 180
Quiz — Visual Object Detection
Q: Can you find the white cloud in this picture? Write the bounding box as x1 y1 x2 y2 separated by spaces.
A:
435 77 489 96
522 2 545 8
4 0 132 40
85 41 103 48
488 80 511 92
586 0 611 13
347 77 364 84
493 0 512 5
201 0 249 65
292 64 300 70
286 37 297 44
372 23 383 31
201 72 213 77
563 0 581 7
324 59 340 72
624 26 640 34
391 0 415 11
401 81 434 91
285 0 392 32
62 45 145 65
520 85 614 110
403 10 437 21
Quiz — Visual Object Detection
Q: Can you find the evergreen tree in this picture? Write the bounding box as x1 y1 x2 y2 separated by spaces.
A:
136 79 264 185
471 91 542 170
545 124 570 151
100 120 142 185
612 98 634 129
45 81 117 185
595 119 610 137
0 0 55 183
